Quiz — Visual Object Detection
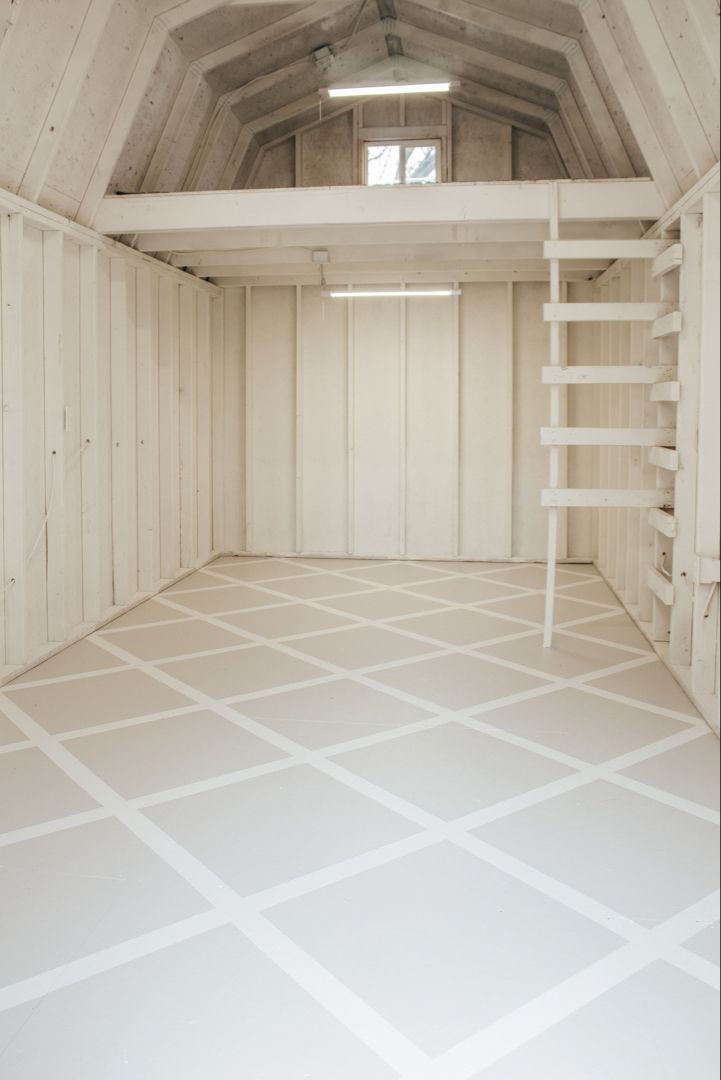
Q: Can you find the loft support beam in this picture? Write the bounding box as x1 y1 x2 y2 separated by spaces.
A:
93 180 664 235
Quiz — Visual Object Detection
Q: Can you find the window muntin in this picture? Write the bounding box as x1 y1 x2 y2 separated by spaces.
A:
365 141 440 186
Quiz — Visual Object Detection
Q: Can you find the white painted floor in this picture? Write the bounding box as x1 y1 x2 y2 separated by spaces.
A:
0 557 718 1079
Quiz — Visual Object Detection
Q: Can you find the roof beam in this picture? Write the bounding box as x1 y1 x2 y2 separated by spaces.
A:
96 179 664 235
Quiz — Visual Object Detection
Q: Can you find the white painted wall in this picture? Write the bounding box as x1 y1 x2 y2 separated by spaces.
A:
231 282 594 563
0 192 224 682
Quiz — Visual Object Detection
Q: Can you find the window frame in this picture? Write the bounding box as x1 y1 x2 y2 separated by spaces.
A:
363 139 443 187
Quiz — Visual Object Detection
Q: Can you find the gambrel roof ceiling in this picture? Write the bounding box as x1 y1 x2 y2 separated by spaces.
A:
0 0 718 229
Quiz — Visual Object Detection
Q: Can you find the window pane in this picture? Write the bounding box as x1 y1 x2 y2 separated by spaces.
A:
366 145 401 186
405 145 438 185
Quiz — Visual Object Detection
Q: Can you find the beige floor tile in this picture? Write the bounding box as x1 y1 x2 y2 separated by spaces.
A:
236 680 432 749
560 579 623 607
146 765 420 895
344 563 451 586
0 819 207 987
164 583 288 615
10 639 126 684
478 688 692 764
373 653 550 710
98 619 250 662
289 625 438 670
684 921 720 966
5 669 195 735
103 599 190 630
163 571 231 592
0 928 395 1080
66 711 288 799
389 608 535 646
159 645 327 699
221 604 356 639
588 661 701 717
476 962 720 1080
480 592 609 625
408 577 530 605
621 734 720 811
269 843 620 1056
475 632 638 679
481 565 593 590
208 561 319 582
323 590 447 620
0 748 97 833
0 708 24 746
334 723 574 820
264 574 378 601
415 561 515 575
476 780 720 924
565 610 653 650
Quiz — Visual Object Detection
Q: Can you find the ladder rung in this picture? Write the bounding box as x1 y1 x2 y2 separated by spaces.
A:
543 489 675 509
652 311 683 339
650 381 681 402
649 446 680 471
648 567 675 607
542 427 676 447
695 557 721 585
542 365 676 385
652 244 683 278
649 509 678 538
545 303 669 323
544 241 672 261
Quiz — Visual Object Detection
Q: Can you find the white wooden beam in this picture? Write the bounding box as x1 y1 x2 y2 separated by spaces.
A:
79 244 102 625
650 381 681 403
95 180 665 235
545 302 669 322
542 365 675 385
544 240 670 260
542 488 674 508
542 427 675 447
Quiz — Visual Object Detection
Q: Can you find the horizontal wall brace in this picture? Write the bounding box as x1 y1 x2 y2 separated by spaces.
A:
648 567 675 607
652 244 684 278
542 427 676 447
542 365 676 385
649 446 680 471
649 509 678 538
544 240 671 261
652 311 683 338
543 489 675 508
650 381 682 402
545 303 670 323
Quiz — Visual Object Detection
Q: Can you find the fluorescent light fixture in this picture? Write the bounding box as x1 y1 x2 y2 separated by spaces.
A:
324 289 461 299
327 82 451 99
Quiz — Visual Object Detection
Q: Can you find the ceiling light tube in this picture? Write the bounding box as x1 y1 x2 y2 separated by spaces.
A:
324 289 461 299
327 82 451 99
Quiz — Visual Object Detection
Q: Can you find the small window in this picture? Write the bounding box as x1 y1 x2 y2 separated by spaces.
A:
365 142 440 186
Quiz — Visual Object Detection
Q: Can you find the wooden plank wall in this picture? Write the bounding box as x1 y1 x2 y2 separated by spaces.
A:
586 196 720 729
0 204 224 683
232 282 595 563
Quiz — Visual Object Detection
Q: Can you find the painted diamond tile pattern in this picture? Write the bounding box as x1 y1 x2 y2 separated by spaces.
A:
0 556 717 1080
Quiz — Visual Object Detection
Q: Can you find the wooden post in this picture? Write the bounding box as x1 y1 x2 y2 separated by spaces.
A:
544 184 561 648
43 230 66 642
0 214 25 665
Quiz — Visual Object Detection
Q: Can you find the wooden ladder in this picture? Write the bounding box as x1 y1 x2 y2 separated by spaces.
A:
542 224 683 647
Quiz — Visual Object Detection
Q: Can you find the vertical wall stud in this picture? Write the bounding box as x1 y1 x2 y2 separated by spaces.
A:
211 295 226 553
179 285 198 568
399 288 407 558
110 257 131 607
295 284 304 554
0 214 25 664
245 286 254 553
136 268 161 592
79 244 102 624
43 230 66 642
346 285 355 555
544 184 561 648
